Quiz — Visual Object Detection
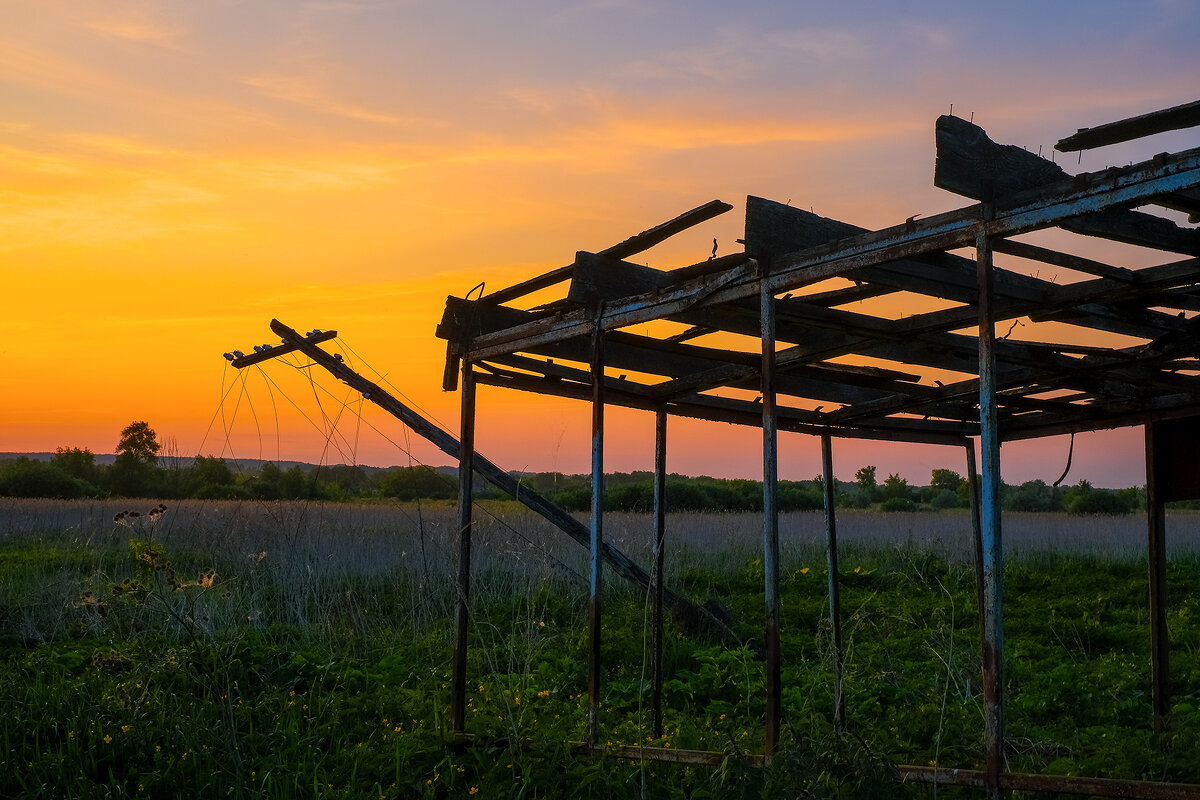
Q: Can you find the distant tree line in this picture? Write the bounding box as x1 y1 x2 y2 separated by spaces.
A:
0 422 1152 515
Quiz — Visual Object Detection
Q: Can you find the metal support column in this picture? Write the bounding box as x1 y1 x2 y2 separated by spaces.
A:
821 434 846 733
651 408 667 739
1145 423 1171 734
966 443 985 635
451 363 476 733
587 312 605 749
977 231 1006 800
761 278 782 758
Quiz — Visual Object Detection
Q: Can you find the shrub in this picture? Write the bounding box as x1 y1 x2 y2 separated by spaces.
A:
0 458 99 499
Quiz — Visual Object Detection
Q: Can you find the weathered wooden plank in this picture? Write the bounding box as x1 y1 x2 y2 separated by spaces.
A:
936 114 1200 255
990 238 1135 282
1056 99 1200 152
480 200 732 307
1156 189 1200 223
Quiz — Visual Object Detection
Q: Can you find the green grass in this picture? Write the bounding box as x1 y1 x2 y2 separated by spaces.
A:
1 499 1198 798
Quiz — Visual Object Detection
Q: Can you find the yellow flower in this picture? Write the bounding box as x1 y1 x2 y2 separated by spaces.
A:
103 735 112 744
121 725 130 733
854 566 861 573
800 567 810 575
469 788 479 795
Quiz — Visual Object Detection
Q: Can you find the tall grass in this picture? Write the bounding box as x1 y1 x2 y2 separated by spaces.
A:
1 498 1197 798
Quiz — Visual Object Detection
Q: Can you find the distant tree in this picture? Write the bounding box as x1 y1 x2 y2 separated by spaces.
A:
321 464 369 496
110 421 163 496
184 455 241 499
1004 479 1061 512
855 465 878 492
930 468 964 493
116 421 161 466
1063 479 1134 515
378 466 454 502
882 472 911 501
52 447 100 485
247 462 283 500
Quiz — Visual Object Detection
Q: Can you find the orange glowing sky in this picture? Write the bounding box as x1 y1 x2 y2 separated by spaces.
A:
3 1 1199 487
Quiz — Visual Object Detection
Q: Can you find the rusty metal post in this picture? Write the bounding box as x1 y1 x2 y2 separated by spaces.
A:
587 311 605 750
651 408 667 739
451 363 476 733
966 443 985 635
821 434 846 733
761 277 782 758
977 230 1006 800
1145 423 1171 733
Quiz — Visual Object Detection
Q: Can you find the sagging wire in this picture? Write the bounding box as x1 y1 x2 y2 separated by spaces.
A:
208 334 584 581
259 364 283 463
336 336 457 438
295 363 583 582
1052 432 1076 488
281 352 359 464
196 360 247 458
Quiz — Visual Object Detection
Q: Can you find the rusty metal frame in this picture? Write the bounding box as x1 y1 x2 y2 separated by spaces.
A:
426 102 1200 797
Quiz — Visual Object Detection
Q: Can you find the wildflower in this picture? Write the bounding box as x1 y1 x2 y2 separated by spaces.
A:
104 735 112 744
121 725 130 733
469 788 479 795
800 567 810 575
854 566 861 573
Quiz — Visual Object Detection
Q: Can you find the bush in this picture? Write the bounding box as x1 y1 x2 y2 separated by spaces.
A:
0 458 99 499
879 496 917 512
1063 479 1136 515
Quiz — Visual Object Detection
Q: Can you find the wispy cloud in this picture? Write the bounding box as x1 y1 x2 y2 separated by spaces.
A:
243 73 433 127
79 4 184 48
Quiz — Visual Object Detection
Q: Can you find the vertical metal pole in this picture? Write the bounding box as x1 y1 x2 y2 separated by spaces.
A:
451 363 476 734
821 434 845 733
651 408 667 739
761 277 782 758
977 231 1006 800
588 311 605 750
1145 423 1171 733
966 442 985 633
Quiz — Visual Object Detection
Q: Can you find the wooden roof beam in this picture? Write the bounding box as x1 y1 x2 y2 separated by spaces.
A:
462 142 1200 362
479 199 732 307
440 296 911 407
936 114 1200 256
471 370 974 445
1056 100 1200 152
989 238 1136 282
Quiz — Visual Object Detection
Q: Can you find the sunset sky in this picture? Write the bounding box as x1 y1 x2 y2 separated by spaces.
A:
3 1 1198 487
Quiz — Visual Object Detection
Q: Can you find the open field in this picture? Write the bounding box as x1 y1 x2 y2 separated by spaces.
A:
2 499 1199 798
